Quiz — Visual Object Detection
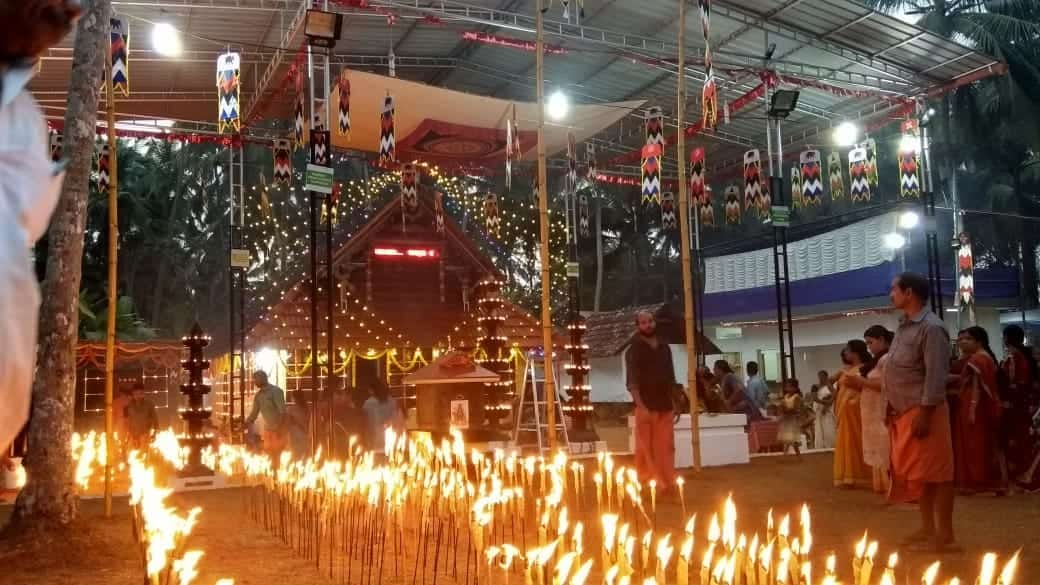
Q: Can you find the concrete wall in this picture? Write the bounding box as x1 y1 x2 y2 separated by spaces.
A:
588 307 1004 401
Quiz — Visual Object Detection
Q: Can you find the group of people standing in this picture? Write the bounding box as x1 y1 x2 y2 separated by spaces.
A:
826 273 1040 553
244 371 404 461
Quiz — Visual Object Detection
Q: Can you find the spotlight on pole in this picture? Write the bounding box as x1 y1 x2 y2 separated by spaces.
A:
152 23 182 57
768 89 800 119
882 232 907 250
546 90 570 121
832 121 859 147
898 210 920 230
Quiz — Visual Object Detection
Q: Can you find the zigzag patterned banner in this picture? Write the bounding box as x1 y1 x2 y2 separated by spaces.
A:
800 149 823 206
294 76 305 151
724 185 740 224
899 119 922 198
110 18 129 96
699 0 717 130
216 52 241 134
273 138 291 186
579 193 590 238
700 185 715 227
585 142 597 182
956 232 975 315
379 94 396 164
865 138 879 192
690 147 707 207
337 69 351 137
743 149 768 216
400 163 419 214
97 143 110 193
791 166 803 208
434 191 445 234
484 192 500 237
645 106 665 147
505 104 520 189
640 143 662 205
660 192 677 230
310 130 330 166
849 146 871 202
828 151 845 200
566 133 578 193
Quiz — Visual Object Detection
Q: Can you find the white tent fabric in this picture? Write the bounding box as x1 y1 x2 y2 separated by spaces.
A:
329 69 644 157
704 212 899 294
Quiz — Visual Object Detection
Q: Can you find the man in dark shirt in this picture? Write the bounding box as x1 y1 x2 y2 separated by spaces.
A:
625 311 678 488
125 383 159 450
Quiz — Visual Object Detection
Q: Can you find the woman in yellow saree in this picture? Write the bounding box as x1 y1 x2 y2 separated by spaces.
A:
833 340 873 488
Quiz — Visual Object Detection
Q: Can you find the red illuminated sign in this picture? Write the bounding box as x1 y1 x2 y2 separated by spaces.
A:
373 246 440 259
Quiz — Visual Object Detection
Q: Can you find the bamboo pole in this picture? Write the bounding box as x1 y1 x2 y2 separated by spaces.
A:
103 40 120 516
675 0 701 471
535 0 556 452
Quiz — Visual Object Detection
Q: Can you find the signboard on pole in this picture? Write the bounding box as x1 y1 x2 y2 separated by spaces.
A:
770 205 791 227
305 163 334 194
230 248 250 268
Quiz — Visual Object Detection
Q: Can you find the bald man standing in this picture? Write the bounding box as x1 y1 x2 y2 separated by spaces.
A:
625 311 678 489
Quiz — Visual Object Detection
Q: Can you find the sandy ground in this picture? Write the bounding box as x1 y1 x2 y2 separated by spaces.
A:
2 453 1037 585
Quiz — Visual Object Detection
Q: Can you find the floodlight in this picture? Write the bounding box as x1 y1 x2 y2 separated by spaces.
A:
768 89 800 118
305 9 343 48
833 121 859 147
547 90 570 121
882 232 907 250
152 23 182 57
898 211 920 230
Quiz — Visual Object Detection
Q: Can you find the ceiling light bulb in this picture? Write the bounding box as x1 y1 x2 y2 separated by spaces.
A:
832 121 859 147
152 23 183 57
546 90 569 121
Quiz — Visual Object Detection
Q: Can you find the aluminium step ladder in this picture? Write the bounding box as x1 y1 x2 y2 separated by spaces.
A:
512 352 570 455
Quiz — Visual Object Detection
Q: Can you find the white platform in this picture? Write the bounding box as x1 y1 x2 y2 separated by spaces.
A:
628 413 750 468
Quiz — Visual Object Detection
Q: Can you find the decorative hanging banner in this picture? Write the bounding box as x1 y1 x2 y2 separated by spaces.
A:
828 151 845 200
379 94 396 164
484 192 500 237
461 31 568 55
724 184 741 224
661 192 677 230
216 52 241 134
645 106 665 147
791 166 803 209
956 232 975 320
540 0 584 21
49 132 62 162
260 186 272 219
110 18 129 96
97 143 110 193
337 69 351 137
865 138 880 192
699 186 715 227
505 104 521 189
579 192 590 238
310 129 330 166
640 143 662 206
273 138 292 186
699 0 718 130
566 132 578 193
400 162 419 214
585 142 597 182
690 147 707 207
743 149 768 216
849 146 871 202
293 76 305 150
898 119 922 198
434 190 445 234
800 149 823 205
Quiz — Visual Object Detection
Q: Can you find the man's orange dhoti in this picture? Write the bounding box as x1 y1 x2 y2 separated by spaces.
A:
634 407 676 488
889 403 954 502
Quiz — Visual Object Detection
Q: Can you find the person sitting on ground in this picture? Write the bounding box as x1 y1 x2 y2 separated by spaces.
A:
125 382 159 450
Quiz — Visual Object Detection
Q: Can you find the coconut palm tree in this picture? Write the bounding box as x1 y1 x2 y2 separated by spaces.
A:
11 0 111 529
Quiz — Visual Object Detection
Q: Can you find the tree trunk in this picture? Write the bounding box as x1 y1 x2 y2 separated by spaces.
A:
1015 169 1038 308
594 200 603 312
11 0 111 529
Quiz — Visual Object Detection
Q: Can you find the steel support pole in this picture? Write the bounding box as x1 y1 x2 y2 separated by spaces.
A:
676 0 701 471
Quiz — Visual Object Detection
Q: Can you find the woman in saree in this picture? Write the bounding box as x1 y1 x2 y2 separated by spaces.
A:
951 327 1005 495
844 326 893 495
833 340 873 488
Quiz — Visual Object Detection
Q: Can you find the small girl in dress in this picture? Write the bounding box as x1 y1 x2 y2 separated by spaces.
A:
779 378 805 458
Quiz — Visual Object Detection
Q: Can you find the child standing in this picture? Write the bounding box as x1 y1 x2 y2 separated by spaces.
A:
778 378 805 458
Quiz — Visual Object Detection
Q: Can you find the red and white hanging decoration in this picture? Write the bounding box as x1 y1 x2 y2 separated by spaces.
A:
578 192 590 238
540 0 584 21
956 232 976 322
484 192 500 237
645 106 665 147
700 185 715 227
791 166 803 209
566 132 578 194
49 132 62 162
505 104 520 189
849 146 871 202
699 0 718 130
641 143 662 206
800 149 823 205
724 185 741 225
110 18 129 96
434 190 445 234
337 69 351 138
310 129 330 166
865 138 880 193
661 192 677 231
899 119 922 198
585 142 597 182
273 138 291 186
379 94 396 164
743 149 768 216
828 151 845 200
293 76 305 151
97 143 110 193
400 162 419 214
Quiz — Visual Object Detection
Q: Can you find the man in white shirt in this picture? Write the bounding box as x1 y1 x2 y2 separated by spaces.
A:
0 1 81 453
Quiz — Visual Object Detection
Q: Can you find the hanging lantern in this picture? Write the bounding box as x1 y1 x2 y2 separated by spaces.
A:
337 69 351 137
898 119 922 198
849 146 871 202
